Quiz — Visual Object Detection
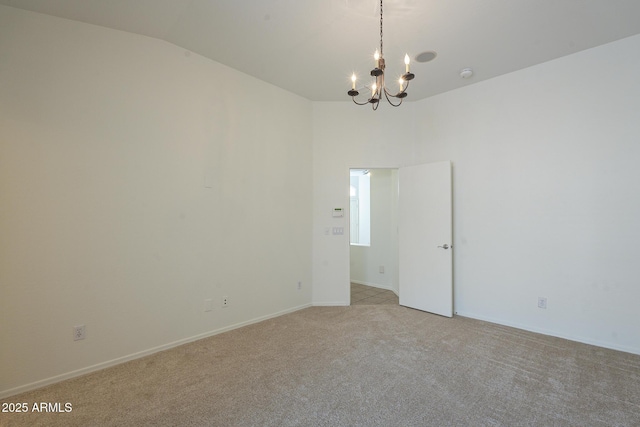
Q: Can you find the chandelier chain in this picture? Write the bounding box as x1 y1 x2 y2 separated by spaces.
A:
379 0 383 57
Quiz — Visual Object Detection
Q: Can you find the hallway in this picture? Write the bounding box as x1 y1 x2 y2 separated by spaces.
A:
350 283 399 305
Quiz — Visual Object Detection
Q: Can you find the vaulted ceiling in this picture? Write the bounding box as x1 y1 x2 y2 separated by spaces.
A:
2 0 640 101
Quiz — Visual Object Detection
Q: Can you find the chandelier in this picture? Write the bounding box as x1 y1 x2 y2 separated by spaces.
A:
347 0 414 110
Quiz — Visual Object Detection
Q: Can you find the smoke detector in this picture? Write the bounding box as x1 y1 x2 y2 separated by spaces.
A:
460 68 474 79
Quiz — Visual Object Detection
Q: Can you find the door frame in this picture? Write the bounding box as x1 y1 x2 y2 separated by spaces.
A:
346 163 454 312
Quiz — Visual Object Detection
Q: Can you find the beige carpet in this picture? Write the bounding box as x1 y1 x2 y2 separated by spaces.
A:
2 305 640 426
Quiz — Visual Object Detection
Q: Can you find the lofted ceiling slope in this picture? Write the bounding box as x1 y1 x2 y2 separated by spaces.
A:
1 0 640 102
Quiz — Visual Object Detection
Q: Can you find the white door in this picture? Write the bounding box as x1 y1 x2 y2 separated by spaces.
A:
398 161 453 317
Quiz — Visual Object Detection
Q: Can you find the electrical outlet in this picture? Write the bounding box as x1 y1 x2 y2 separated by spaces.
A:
204 298 213 312
379 265 385 274
222 296 229 307
538 297 547 309
297 281 302 290
73 325 86 341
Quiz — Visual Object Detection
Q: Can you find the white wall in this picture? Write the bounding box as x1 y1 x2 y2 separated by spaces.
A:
312 104 415 305
0 6 312 397
312 34 640 355
412 34 640 354
350 169 398 293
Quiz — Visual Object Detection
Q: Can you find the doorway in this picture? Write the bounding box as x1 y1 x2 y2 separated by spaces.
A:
349 168 399 305
348 162 454 317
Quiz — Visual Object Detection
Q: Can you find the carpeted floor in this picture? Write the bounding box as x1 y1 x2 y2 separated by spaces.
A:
2 305 639 426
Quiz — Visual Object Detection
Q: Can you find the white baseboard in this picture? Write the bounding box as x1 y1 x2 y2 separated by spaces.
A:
312 301 349 307
0 303 312 399
454 310 640 356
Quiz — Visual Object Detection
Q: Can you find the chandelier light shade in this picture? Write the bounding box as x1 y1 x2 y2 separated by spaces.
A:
347 0 414 110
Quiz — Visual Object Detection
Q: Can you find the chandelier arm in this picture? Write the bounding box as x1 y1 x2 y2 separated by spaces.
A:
383 88 404 107
383 85 409 98
351 97 374 106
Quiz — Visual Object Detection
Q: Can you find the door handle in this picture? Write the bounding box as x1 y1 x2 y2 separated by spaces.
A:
437 244 450 249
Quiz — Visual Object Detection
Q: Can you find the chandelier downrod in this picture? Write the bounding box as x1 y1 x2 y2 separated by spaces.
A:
347 0 414 110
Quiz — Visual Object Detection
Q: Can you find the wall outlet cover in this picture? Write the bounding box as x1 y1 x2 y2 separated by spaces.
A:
73 325 86 341
538 297 547 309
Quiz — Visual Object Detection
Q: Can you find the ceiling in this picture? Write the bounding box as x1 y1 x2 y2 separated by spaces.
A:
2 0 640 102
